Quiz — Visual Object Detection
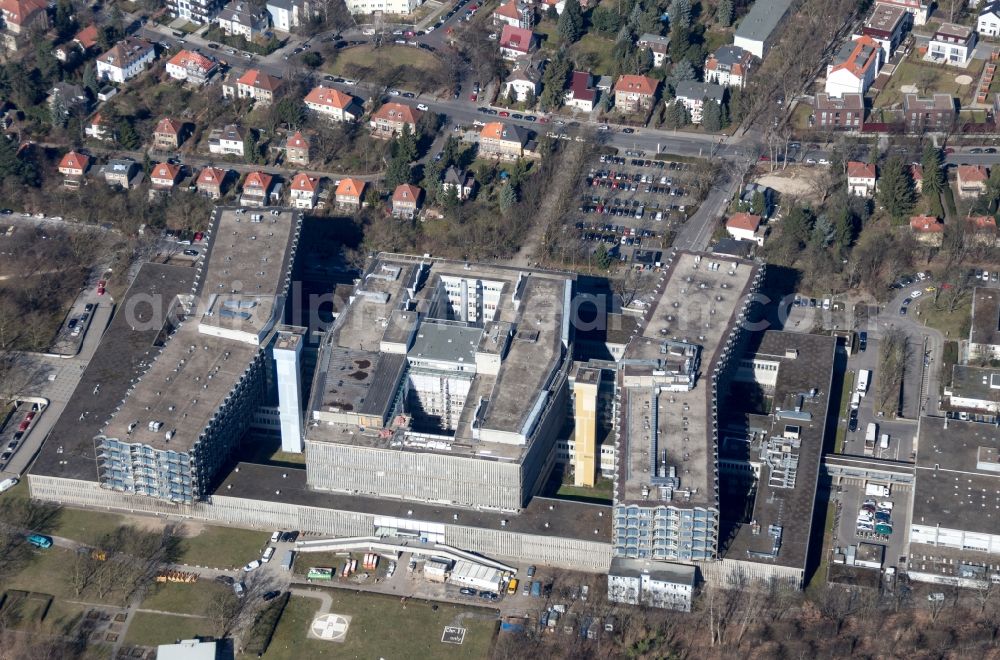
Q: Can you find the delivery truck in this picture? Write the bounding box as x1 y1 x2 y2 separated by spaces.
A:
864 423 878 456
857 370 871 395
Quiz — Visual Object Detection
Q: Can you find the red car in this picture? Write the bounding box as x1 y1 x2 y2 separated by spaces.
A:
193 231 204 242
470 92 478 101
97 279 107 296
499 111 510 117
537 117 548 123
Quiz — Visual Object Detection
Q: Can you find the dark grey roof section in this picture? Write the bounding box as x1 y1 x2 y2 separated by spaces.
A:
674 81 725 104
723 331 837 570
734 0 794 44
713 45 750 66
971 287 1000 348
31 263 196 480
609 556 696 584
949 365 1000 403
914 416 1000 535
217 462 613 542
358 353 407 418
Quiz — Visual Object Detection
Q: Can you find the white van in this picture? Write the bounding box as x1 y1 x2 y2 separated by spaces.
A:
879 434 890 450
822 298 831 310
261 546 275 563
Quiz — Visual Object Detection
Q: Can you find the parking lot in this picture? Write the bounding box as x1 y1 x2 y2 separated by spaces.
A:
0 400 45 472
833 480 912 572
575 155 699 261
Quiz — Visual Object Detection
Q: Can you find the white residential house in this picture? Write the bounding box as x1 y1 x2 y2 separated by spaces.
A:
492 0 532 29
289 173 319 209
725 213 766 246
267 0 311 30
95 38 156 83
165 49 218 85
607 558 696 612
636 33 671 66
929 23 977 65
979 2 1000 36
824 36 881 98
168 0 226 24
303 86 362 121
674 80 724 124
565 71 597 112
217 1 269 40
208 124 247 156
847 161 877 197
704 45 753 88
501 59 543 103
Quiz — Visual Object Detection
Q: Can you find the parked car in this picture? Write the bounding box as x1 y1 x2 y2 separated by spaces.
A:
243 560 261 572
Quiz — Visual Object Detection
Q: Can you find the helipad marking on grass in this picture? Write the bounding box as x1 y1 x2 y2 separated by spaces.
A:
310 613 351 642
442 626 466 645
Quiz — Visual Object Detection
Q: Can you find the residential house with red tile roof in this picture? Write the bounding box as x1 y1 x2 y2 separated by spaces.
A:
85 113 113 141
957 165 989 198
493 0 532 29
847 161 877 197
370 102 422 139
613 75 659 113
910 215 943 245
224 69 283 105
479 121 528 160
335 177 366 208
96 38 156 84
74 24 99 50
0 0 48 51
57 151 90 188
304 86 362 122
499 24 535 60
565 71 597 112
967 215 998 246
166 49 218 85
285 131 310 166
392 184 423 218
289 173 320 209
150 162 182 191
824 36 882 98
196 166 228 199
240 171 274 207
725 212 766 246
704 45 753 89
153 117 185 151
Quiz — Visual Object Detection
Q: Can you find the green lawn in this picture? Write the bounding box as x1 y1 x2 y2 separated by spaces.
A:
327 44 443 91
875 58 981 109
556 477 614 504
140 581 229 617
3 548 83 601
52 508 128 547
177 525 268 569
570 33 617 76
911 293 972 340
124 612 217 647
262 592 496 660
